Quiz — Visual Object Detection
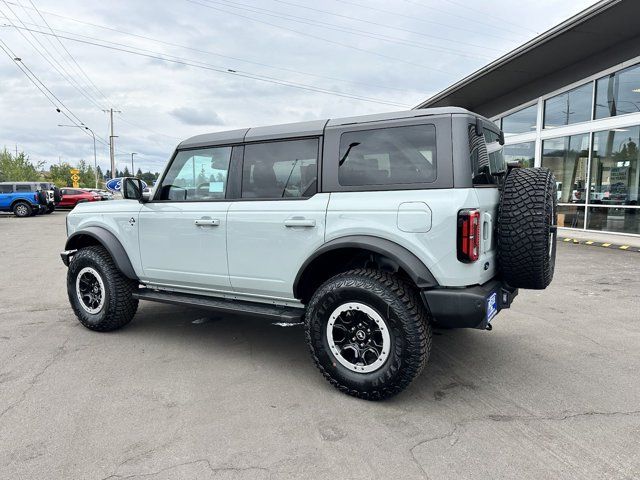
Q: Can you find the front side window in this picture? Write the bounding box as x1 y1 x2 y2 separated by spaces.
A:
241 138 318 199
338 124 436 187
15 185 31 192
158 146 232 201
595 63 640 119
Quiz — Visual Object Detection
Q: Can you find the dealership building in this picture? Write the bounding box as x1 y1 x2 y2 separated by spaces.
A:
416 0 640 239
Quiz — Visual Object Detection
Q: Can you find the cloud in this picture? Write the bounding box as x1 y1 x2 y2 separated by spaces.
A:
170 107 225 126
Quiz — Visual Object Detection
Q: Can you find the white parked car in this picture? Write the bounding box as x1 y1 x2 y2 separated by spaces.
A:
61 108 557 399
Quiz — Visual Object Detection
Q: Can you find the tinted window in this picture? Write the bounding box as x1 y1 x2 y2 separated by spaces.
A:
595 63 640 119
502 104 537 135
15 185 31 192
0 185 13 193
544 82 592 128
468 126 505 185
338 124 436 186
242 138 318 198
158 146 232 201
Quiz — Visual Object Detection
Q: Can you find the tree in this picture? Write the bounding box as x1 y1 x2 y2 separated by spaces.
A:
0 149 44 182
136 168 143 178
49 161 74 187
122 166 131 177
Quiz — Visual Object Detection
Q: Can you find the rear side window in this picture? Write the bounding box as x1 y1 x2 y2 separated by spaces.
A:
241 138 318 199
0 185 13 193
338 124 437 186
468 125 506 185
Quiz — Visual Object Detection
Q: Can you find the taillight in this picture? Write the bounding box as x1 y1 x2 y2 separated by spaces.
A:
457 209 480 263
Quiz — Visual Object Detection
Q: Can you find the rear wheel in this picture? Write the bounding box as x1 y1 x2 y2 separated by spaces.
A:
67 246 139 331
497 167 557 289
13 201 32 217
305 269 431 400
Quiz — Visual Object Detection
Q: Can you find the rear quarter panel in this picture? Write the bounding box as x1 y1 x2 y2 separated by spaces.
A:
326 189 497 287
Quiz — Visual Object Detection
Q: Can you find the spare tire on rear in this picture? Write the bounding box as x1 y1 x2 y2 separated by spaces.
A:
497 167 557 290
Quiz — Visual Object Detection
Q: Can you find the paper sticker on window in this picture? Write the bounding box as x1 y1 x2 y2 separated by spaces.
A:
209 182 224 193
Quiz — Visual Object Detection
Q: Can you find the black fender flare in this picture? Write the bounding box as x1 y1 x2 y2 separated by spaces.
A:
65 226 138 280
293 235 439 298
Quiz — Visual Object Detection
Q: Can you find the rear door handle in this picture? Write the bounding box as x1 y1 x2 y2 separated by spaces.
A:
194 218 220 227
284 218 316 228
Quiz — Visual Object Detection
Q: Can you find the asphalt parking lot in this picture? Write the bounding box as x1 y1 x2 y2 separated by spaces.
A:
1 212 639 479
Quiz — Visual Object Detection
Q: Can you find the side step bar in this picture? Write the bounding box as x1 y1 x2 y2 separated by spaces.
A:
132 289 304 322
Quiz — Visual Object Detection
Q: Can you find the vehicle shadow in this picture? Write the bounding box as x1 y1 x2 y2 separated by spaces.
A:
113 301 538 405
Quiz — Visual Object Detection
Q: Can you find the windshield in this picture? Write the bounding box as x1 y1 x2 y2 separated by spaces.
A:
468 124 506 185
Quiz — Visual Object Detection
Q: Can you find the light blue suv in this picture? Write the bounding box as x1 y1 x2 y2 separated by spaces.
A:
60 109 557 399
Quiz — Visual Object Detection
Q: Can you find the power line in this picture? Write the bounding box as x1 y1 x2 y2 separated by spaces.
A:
331 0 519 42
6 24 413 108
269 0 504 54
3 2 419 95
184 0 442 73
0 38 108 147
193 0 490 60
0 1 105 110
404 0 529 35
25 0 110 104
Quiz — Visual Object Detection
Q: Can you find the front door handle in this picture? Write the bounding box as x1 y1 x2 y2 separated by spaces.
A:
194 218 220 227
284 218 316 228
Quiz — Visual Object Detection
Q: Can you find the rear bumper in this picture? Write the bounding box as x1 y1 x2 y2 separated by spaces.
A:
421 279 518 329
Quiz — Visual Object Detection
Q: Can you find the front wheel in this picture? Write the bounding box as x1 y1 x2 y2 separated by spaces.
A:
305 269 431 400
67 246 139 331
13 201 32 217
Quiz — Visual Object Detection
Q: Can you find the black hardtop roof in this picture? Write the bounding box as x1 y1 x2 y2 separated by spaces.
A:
178 107 477 149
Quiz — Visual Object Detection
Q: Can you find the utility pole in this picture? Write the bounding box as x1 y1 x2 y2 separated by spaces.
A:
103 108 121 179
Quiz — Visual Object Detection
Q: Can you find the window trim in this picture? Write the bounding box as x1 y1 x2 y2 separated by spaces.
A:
322 116 453 193
237 136 321 202
150 144 240 203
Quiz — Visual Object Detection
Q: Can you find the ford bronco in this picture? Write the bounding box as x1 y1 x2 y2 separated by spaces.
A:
61 108 557 400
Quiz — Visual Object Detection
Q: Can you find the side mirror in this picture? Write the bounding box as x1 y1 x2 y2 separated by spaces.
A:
122 177 144 201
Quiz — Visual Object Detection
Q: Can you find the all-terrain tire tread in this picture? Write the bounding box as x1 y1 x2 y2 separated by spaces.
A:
305 268 432 400
67 245 138 331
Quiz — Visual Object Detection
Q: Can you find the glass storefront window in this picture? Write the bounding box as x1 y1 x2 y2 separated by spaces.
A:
557 204 585 229
503 142 535 167
586 206 640 234
590 127 639 206
542 134 589 204
594 63 640 118
544 82 593 128
501 104 538 135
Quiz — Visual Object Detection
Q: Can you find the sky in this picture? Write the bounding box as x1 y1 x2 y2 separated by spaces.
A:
0 0 598 174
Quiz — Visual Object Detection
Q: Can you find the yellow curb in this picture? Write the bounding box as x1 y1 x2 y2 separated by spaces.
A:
620 245 629 250
602 243 611 247
585 241 594 245
563 238 571 242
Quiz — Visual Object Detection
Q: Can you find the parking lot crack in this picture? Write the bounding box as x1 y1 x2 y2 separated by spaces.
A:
0 338 69 423
100 458 270 479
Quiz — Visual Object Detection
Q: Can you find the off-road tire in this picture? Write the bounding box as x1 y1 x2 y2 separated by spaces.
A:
13 201 32 217
67 246 139 331
497 167 557 289
305 269 431 400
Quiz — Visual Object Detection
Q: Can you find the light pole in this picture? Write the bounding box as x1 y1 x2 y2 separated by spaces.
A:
131 152 137 175
58 124 99 188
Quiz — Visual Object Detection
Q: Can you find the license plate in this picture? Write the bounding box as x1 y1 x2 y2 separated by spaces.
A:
486 292 498 323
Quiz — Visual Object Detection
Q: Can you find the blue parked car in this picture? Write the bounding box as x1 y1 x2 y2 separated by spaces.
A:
0 182 49 217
